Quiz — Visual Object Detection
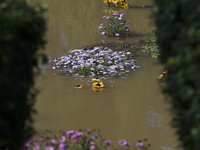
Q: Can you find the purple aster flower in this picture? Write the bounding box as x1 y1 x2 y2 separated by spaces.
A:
125 25 129 28
59 136 66 143
136 141 144 147
102 32 105 35
127 21 130 23
99 26 102 29
118 140 127 146
92 134 97 139
46 146 54 150
90 145 95 150
90 141 95 145
115 33 120 36
33 145 40 150
113 13 119 15
103 16 106 18
66 130 74 135
115 16 118 19
59 143 68 150
106 16 109 19
118 17 122 20
51 139 57 145
104 139 112 145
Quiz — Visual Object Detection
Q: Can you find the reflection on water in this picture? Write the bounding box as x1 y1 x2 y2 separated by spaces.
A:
31 0 179 149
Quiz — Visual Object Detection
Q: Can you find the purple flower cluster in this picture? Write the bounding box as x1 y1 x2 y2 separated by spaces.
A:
52 47 140 77
99 13 130 37
22 129 150 150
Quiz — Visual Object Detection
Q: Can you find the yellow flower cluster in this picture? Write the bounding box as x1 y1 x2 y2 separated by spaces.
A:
103 0 129 8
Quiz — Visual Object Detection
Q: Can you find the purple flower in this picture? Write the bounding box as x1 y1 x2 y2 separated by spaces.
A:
90 141 95 145
113 13 119 15
118 140 127 146
59 136 66 143
115 33 120 37
118 17 122 20
90 145 95 150
104 139 112 145
59 143 68 150
103 16 106 18
46 146 54 150
33 145 40 150
115 16 118 19
127 21 130 23
51 139 57 145
99 26 103 29
102 32 105 35
136 142 144 147
71 132 84 139
66 130 74 135
106 16 109 19
125 25 129 28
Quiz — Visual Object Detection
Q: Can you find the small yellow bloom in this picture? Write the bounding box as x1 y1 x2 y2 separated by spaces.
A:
163 69 168 75
111 85 118 88
74 85 83 88
92 78 101 82
112 0 118 4
158 74 164 79
92 82 104 88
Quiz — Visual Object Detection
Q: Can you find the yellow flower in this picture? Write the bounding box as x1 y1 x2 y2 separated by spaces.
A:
92 82 104 88
94 90 102 93
74 85 83 88
163 69 168 75
111 85 118 88
92 78 101 82
121 3 129 8
158 74 164 79
112 0 118 4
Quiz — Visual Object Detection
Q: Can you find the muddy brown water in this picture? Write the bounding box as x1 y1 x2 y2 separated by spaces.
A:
30 0 179 149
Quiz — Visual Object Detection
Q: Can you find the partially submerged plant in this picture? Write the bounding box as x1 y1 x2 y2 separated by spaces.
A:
52 46 139 77
22 129 151 150
99 13 130 38
103 0 129 8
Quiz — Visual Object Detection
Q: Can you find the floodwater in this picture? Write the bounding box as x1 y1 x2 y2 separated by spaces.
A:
31 0 179 149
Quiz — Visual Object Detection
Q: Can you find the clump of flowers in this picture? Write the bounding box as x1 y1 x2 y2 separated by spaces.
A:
52 46 139 77
99 13 130 38
22 129 151 150
103 0 129 8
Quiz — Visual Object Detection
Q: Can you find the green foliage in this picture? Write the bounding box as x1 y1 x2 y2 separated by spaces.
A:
154 0 200 149
150 27 158 37
0 0 47 149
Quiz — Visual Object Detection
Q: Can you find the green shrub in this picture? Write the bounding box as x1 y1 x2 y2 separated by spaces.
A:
154 0 200 149
0 0 47 149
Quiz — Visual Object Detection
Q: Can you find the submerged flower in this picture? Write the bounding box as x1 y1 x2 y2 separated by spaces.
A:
104 139 112 145
136 141 144 147
118 140 127 146
46 146 54 150
59 143 68 150
66 130 74 135
59 136 66 143
92 82 104 88
90 145 95 150
92 78 101 81
74 85 83 88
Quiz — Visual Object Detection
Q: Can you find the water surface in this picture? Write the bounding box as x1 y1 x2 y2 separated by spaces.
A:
32 0 179 149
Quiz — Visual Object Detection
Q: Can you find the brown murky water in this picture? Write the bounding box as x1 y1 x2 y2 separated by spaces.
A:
31 0 179 149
